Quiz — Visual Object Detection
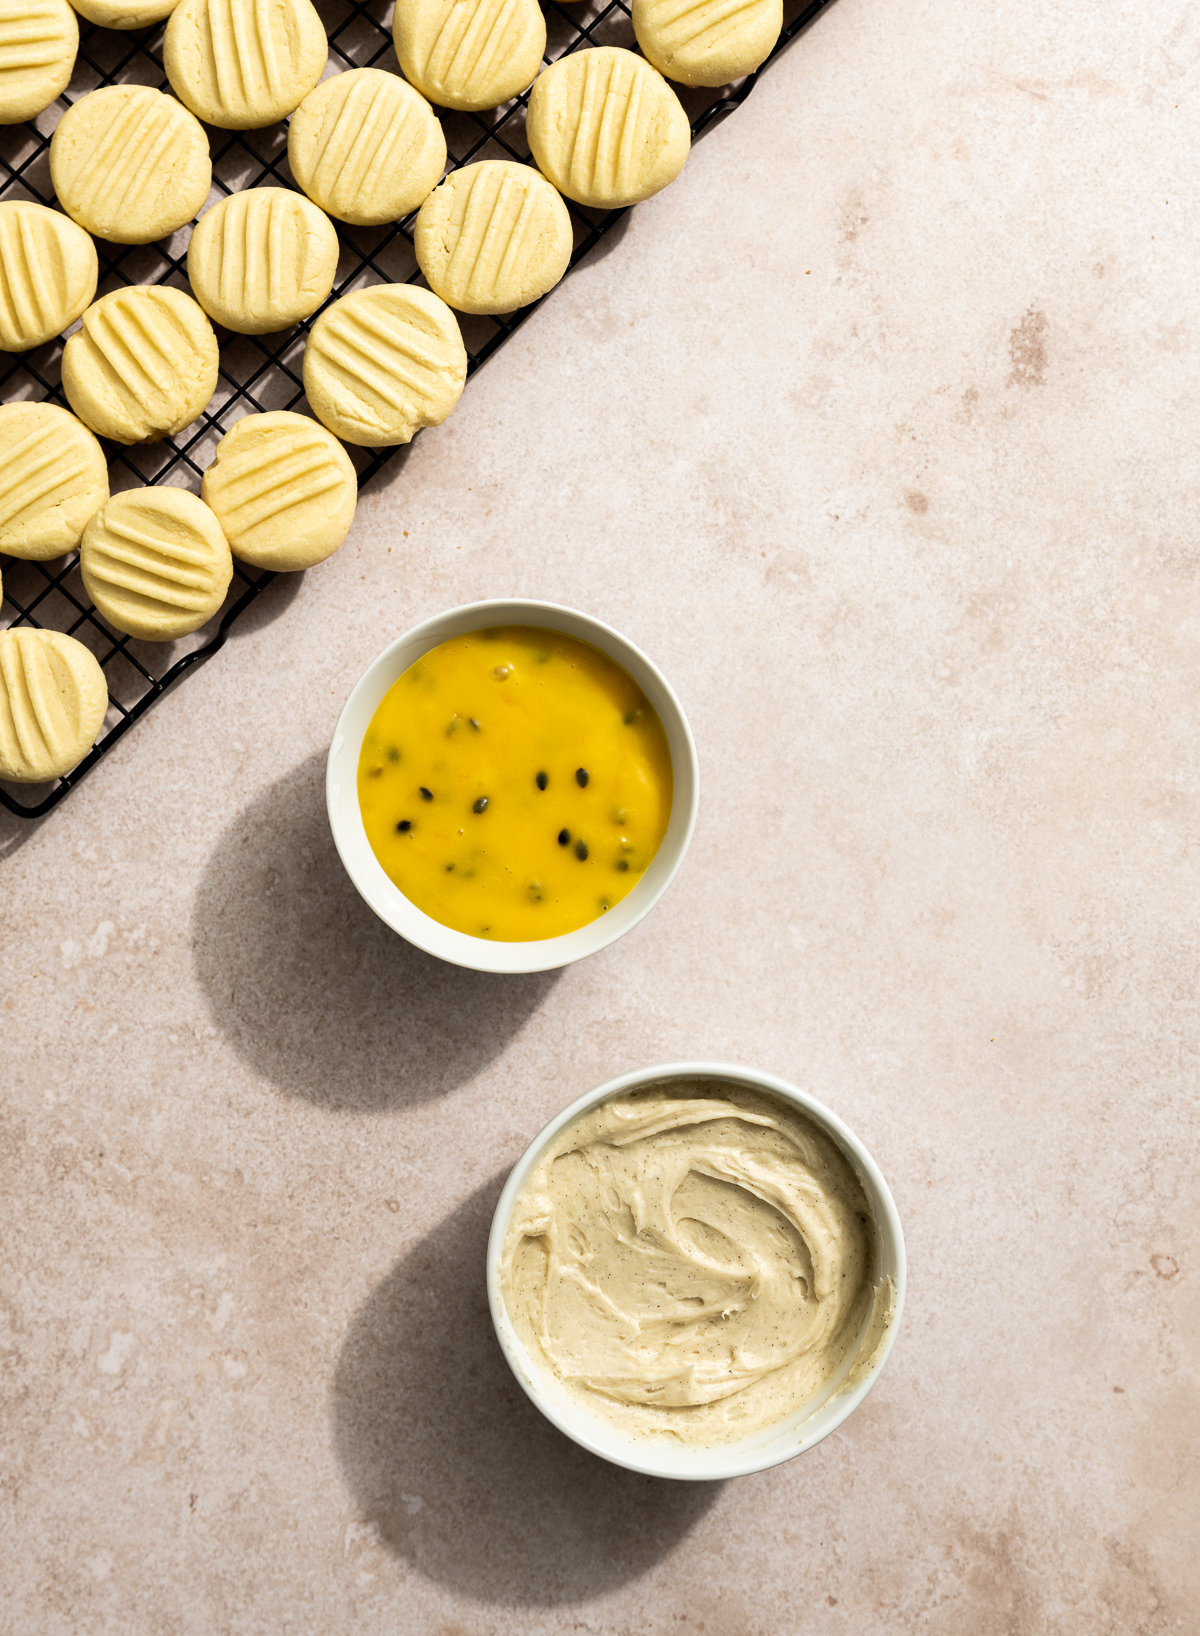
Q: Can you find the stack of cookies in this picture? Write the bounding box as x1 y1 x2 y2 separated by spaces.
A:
0 0 782 787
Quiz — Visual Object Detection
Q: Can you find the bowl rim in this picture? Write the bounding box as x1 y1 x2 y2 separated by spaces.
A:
325 598 699 974
487 1060 907 1481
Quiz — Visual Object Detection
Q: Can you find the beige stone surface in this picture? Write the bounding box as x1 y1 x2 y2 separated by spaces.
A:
2 0 1199 1629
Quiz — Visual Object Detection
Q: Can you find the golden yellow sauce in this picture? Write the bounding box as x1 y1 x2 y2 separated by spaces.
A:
357 626 674 940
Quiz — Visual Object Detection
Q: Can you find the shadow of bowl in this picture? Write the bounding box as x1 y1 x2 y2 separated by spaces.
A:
332 1176 723 1605
190 753 560 1111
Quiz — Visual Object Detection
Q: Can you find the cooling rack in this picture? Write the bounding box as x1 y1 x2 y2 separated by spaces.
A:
0 0 835 819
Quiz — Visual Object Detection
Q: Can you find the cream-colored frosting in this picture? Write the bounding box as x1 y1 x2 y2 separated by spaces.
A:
501 1082 876 1445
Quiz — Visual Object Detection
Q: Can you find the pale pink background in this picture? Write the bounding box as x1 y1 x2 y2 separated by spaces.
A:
3 0 1199 1630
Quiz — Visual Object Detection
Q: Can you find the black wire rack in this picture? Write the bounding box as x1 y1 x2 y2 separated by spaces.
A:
0 0 835 820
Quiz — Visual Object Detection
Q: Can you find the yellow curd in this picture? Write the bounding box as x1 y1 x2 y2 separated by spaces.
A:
357 626 673 940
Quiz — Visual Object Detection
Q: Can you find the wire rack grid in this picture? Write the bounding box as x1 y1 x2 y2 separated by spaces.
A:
0 0 835 820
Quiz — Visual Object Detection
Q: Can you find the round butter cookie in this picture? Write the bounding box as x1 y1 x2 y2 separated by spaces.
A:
72 0 180 28
50 85 211 245
81 487 232 641
63 286 219 445
0 402 108 561
202 411 357 570
0 202 97 352
288 67 446 228
303 283 466 447
0 0 76 126
0 628 107 783
187 188 338 334
164 0 327 130
526 47 690 209
633 0 781 87
393 0 544 113
414 160 571 316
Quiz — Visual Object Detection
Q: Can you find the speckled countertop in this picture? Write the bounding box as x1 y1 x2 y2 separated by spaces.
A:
3 1 1199 1631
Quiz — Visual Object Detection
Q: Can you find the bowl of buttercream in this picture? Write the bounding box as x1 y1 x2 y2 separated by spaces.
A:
487 1062 906 1480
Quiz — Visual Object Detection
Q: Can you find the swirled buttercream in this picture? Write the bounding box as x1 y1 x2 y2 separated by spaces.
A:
501 1083 877 1445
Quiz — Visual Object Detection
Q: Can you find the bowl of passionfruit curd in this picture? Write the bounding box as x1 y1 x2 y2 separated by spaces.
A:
327 601 699 973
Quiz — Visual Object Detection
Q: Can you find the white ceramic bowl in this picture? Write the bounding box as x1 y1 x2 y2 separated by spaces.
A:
326 599 699 974
487 1062 906 1481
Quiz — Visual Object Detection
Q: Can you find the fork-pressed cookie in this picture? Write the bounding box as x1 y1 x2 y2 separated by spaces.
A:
303 283 466 447
414 161 572 316
62 286 219 445
0 202 97 352
202 411 357 570
187 188 339 333
393 0 544 113
288 67 446 227
632 0 781 87
71 0 181 28
80 487 233 641
0 0 77 125
0 403 108 561
526 47 690 209
0 628 108 783
50 85 211 245
164 0 328 129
